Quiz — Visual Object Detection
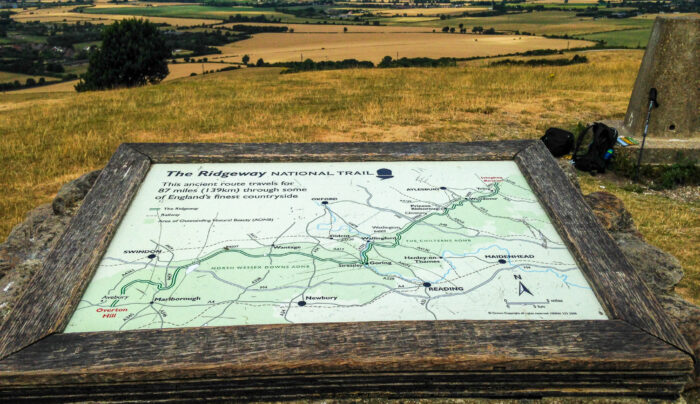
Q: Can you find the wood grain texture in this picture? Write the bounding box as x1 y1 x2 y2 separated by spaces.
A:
0 144 151 360
0 320 692 399
127 141 532 163
0 141 693 400
0 373 691 402
514 141 693 359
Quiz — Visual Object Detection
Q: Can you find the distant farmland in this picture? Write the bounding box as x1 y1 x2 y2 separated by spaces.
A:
213 33 593 64
81 5 293 21
390 10 654 36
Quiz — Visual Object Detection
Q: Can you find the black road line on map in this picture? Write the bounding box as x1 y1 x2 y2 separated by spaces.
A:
431 267 514 300
149 303 164 328
142 239 174 299
205 269 273 326
284 237 321 321
163 213 220 300
106 260 152 295
195 212 218 260
119 303 153 330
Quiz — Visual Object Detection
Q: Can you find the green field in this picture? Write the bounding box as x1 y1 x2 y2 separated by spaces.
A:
381 10 654 36
579 28 652 48
82 5 294 22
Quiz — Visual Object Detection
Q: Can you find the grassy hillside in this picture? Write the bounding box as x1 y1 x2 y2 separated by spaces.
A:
0 49 643 237
1 49 697 303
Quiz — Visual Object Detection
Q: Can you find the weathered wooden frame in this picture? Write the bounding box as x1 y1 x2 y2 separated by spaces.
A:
0 141 693 401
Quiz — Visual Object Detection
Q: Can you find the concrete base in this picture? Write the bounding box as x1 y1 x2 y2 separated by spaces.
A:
601 119 699 165
617 137 700 165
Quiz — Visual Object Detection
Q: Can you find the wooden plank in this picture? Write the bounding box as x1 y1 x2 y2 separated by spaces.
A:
128 141 533 163
0 145 151 360
0 320 691 386
514 141 693 359
0 373 691 402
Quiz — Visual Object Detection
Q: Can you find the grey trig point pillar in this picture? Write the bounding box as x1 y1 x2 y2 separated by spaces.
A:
622 16 699 139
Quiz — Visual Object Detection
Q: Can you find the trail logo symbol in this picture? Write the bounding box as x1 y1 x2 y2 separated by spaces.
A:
376 168 393 180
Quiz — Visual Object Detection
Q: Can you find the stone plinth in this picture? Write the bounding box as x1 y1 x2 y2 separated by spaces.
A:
622 16 700 139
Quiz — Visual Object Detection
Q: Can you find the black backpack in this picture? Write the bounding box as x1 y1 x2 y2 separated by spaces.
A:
541 128 574 157
572 122 618 174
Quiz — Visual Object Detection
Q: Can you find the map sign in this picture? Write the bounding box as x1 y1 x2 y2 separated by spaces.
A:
65 161 607 333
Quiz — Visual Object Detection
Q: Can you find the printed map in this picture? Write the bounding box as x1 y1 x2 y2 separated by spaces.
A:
65 161 607 333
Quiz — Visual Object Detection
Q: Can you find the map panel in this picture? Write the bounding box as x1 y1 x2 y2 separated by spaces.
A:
65 161 607 333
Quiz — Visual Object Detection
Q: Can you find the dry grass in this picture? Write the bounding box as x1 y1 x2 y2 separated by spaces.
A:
0 49 642 242
213 33 592 64
579 176 699 305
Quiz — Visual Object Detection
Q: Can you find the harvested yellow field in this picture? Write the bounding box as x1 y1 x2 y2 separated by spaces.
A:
0 72 60 85
214 33 593 64
70 13 220 26
374 7 488 16
529 0 610 3
11 63 236 94
14 80 79 93
11 7 219 26
164 63 237 81
11 5 77 20
221 22 436 33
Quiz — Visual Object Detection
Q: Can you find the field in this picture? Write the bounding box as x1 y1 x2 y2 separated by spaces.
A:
372 7 489 17
219 22 436 33
10 80 78 93
213 33 592 64
390 10 654 36
579 28 652 48
8 62 237 93
10 5 221 26
81 5 291 21
0 71 61 85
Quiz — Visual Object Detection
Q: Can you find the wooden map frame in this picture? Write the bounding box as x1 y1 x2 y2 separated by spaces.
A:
0 141 693 401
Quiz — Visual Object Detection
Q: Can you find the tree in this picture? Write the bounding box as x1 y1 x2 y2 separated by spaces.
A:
242 54 250 65
343 27 348 32
75 18 170 92
442 26 449 33
256 58 265 67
